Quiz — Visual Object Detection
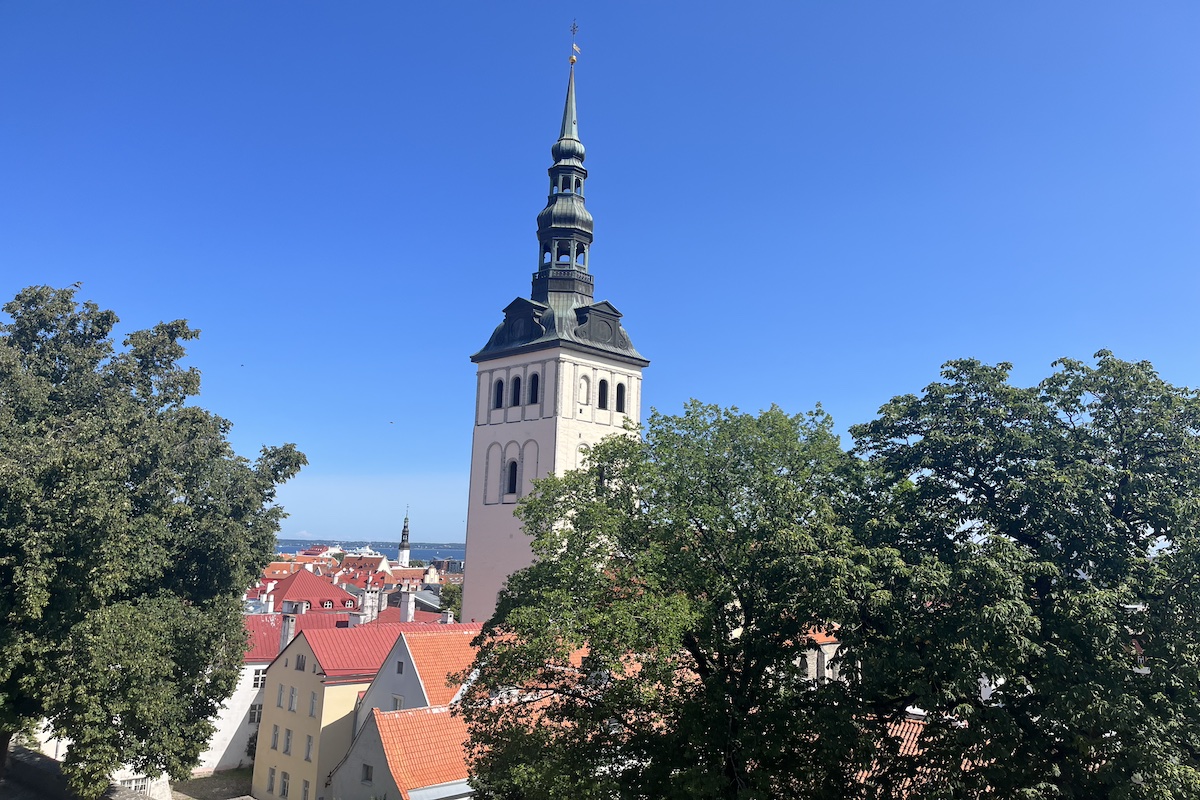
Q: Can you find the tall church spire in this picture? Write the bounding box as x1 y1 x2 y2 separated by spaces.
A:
471 53 646 367
533 61 595 304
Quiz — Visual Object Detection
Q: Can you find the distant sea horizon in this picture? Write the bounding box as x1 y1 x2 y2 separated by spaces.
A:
276 538 466 565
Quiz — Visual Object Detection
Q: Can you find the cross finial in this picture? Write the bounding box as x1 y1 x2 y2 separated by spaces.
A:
570 20 580 64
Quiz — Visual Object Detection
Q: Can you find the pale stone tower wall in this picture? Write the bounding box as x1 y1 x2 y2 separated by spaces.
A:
462 351 643 622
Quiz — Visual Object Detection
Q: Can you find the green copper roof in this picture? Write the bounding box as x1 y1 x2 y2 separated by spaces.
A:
472 60 647 368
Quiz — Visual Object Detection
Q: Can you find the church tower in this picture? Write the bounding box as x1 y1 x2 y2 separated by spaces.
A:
461 59 649 623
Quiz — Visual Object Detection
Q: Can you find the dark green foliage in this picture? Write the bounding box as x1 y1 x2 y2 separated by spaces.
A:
850 353 1200 798
458 403 889 800
440 582 462 621
0 286 305 799
460 354 1200 799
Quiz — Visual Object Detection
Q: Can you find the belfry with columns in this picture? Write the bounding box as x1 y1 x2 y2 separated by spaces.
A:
461 55 649 623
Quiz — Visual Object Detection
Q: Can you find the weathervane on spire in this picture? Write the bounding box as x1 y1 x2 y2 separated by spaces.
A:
570 20 580 64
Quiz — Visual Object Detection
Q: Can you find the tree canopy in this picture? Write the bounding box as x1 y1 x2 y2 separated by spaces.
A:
0 286 305 798
459 353 1200 799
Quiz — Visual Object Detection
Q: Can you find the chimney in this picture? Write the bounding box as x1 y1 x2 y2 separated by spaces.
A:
280 614 298 652
440 610 455 624
364 582 381 623
265 593 274 614
399 589 416 623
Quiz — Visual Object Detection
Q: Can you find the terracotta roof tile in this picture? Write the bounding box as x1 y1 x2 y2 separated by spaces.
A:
403 625 483 706
299 623 443 678
244 613 350 662
373 706 469 799
372 607 444 625
268 568 359 609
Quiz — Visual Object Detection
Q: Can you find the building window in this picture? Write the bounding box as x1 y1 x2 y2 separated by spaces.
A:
616 382 626 413
493 379 505 409
119 777 151 795
249 704 263 724
396 660 404 674
598 379 609 410
276 684 283 707
392 695 404 711
271 725 279 750
506 460 518 495
301 780 310 800
344 599 355 608
280 771 290 799
579 375 590 404
309 691 317 717
304 735 313 762
295 654 306 671
361 764 374 785
528 373 539 404
511 376 522 407
288 687 297 712
283 729 292 755
321 600 333 609
253 668 267 688
267 767 276 794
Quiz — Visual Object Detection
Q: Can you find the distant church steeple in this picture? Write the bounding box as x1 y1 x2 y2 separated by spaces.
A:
398 508 410 569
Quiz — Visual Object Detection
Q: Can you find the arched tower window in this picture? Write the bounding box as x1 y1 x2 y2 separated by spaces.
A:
597 380 609 410
528 373 540 404
511 376 522 407
506 460 519 495
493 379 505 410
579 375 590 405
616 383 626 413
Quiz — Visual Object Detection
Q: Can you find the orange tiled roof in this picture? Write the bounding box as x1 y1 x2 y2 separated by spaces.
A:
263 561 304 579
373 706 469 799
403 624 483 706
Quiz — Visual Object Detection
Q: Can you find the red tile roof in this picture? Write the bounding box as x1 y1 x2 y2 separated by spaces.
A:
403 624 483 706
268 568 358 610
301 623 432 678
373 706 469 799
342 556 388 574
373 607 444 625
244 613 351 662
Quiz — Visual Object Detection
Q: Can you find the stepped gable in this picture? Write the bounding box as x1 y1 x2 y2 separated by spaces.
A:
373 706 469 800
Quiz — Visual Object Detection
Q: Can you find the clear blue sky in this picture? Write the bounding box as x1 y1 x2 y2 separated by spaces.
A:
3 3 1198 542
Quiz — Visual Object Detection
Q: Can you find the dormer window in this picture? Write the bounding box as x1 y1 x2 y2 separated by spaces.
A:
322 600 333 609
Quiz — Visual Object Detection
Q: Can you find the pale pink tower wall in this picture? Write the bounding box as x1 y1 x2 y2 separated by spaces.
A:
461 59 648 623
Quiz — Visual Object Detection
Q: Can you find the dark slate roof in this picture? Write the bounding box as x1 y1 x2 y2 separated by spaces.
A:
472 289 647 366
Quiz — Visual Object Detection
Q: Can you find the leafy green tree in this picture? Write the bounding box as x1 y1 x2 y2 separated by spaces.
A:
849 353 1200 798
457 403 893 800
460 353 1200 799
0 286 305 798
440 582 462 621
